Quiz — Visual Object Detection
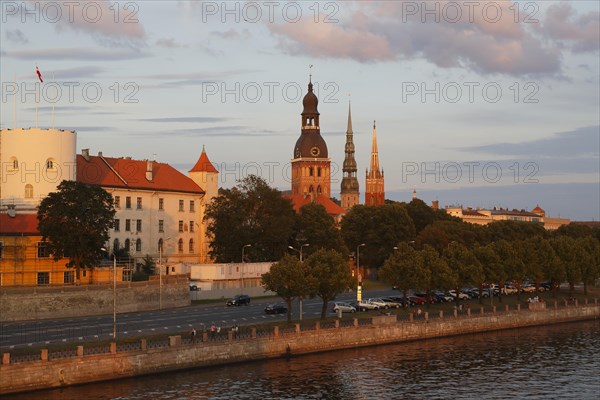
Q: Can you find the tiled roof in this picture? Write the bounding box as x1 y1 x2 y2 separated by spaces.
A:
189 148 218 173
491 209 540 217
0 214 39 235
77 155 205 194
285 194 346 216
462 210 487 217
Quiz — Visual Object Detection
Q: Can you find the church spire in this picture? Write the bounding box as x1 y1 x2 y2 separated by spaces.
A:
365 120 384 206
341 100 359 211
369 121 380 174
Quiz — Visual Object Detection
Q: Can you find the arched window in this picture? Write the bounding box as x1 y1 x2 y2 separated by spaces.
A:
158 238 163 252
46 158 56 170
10 157 18 170
308 185 314 193
189 239 194 253
317 185 322 194
178 239 184 253
309 167 314 177
124 239 130 253
135 239 141 252
113 239 120 252
24 184 33 199
317 167 322 177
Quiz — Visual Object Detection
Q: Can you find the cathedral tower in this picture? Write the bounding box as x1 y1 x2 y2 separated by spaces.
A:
365 121 385 206
340 102 359 211
291 77 330 198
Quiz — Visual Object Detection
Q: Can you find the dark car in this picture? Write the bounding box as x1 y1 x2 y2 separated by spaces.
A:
226 294 251 306
264 304 287 314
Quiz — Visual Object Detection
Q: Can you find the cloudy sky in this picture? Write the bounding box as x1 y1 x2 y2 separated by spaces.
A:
1 0 598 220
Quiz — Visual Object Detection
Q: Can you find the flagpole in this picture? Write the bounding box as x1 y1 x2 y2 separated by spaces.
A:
51 73 55 129
13 72 17 129
35 82 39 128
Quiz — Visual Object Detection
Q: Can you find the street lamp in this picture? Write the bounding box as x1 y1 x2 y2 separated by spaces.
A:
101 247 117 341
159 237 171 310
288 244 310 320
356 243 366 302
241 244 252 294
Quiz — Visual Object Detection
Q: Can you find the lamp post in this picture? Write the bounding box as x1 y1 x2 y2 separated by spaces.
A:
101 248 117 341
356 243 366 302
241 244 252 294
159 237 171 310
288 244 310 320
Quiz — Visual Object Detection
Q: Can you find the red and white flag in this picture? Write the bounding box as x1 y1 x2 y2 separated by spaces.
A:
36 66 43 83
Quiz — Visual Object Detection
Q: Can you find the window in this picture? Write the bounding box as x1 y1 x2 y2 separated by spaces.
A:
64 271 75 284
113 239 120 252
158 198 164 211
46 158 56 170
179 220 184 232
0 241 3 259
37 272 50 285
135 239 141 252
179 200 184 212
189 221 194 233
309 167 314 176
114 196 121 209
125 196 131 209
158 238 163 252
136 219 142 232
124 239 130 252
318 167 322 177
158 220 164 233
114 219 120 232
178 238 184 253
136 197 142 210
189 239 194 253
125 219 131 232
37 242 49 258
25 184 34 199
317 186 322 194
10 157 18 170
190 200 195 212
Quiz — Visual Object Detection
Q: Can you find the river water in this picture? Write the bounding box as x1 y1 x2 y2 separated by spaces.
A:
6 320 599 400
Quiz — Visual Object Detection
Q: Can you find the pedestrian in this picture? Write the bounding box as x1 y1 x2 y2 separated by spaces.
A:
217 325 221 334
190 327 196 343
210 323 215 337
417 308 422 318
233 324 239 338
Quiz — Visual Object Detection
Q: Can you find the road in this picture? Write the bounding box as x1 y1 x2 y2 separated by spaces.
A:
0 288 398 350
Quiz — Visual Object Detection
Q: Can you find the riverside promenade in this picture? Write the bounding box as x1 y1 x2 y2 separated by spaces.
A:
1 299 598 395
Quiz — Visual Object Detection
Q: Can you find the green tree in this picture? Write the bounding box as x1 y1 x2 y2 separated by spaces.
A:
481 220 547 244
554 223 593 239
140 254 156 276
550 236 581 296
442 242 483 306
304 249 355 319
420 245 453 305
37 180 115 283
415 225 450 253
379 243 430 306
204 175 296 262
493 240 524 301
293 203 347 257
474 244 503 304
522 237 554 292
341 204 416 268
405 198 457 234
261 254 310 323
578 237 600 296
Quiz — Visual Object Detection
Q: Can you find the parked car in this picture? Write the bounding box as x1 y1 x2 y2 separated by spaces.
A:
351 301 380 311
189 283 199 291
366 298 391 309
379 297 403 308
408 296 428 306
226 294 251 306
388 296 410 307
501 285 518 295
333 302 356 313
433 291 454 303
521 284 536 293
448 290 470 300
264 304 287 314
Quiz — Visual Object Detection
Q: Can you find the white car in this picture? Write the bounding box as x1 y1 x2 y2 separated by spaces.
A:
332 302 356 313
448 290 470 300
353 301 380 311
366 298 391 309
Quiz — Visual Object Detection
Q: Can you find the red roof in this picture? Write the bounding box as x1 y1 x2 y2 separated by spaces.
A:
0 214 39 235
286 194 346 216
77 155 204 194
189 148 218 173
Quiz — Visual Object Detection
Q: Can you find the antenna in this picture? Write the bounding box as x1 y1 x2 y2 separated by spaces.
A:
51 72 55 129
13 72 17 129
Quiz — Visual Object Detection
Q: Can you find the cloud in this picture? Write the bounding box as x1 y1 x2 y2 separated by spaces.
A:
138 117 232 123
5 29 28 44
537 2 599 53
52 0 147 48
155 38 188 48
172 126 282 137
49 66 105 79
210 29 252 40
266 0 598 77
4 48 150 61
460 126 600 158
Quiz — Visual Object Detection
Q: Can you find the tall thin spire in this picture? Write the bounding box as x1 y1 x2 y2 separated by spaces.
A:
370 121 380 173
347 101 353 133
341 100 359 211
365 120 384 206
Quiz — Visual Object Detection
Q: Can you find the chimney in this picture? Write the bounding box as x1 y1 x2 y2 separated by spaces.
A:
98 151 103 157
146 160 153 181
82 148 90 161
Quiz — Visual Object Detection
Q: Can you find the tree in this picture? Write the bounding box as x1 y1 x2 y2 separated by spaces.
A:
490 240 515 302
577 237 600 296
293 203 347 257
554 223 593 239
481 220 546 244
379 243 430 306
341 204 416 268
261 254 310 323
405 198 457 234
304 249 355 319
420 245 453 305
204 175 296 262
550 236 581 296
141 254 156 276
415 225 450 253
37 180 116 283
474 244 502 304
442 242 483 307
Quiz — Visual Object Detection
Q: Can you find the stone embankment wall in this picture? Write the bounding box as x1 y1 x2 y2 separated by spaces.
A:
0 279 189 322
1 301 598 395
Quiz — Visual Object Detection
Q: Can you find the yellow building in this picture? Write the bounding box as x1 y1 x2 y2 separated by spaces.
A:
444 204 570 230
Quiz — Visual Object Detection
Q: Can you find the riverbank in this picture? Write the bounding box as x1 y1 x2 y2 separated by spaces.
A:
1 299 598 395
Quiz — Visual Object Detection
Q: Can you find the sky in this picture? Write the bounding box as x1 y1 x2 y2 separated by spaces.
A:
1 0 599 220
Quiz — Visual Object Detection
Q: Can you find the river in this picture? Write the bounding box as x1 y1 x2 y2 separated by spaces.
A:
5 320 599 400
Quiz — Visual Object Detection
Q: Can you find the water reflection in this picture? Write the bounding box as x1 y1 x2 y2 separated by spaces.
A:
6 321 599 400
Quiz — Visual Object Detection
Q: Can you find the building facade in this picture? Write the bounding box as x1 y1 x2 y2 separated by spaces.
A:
365 121 385 206
445 205 570 230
